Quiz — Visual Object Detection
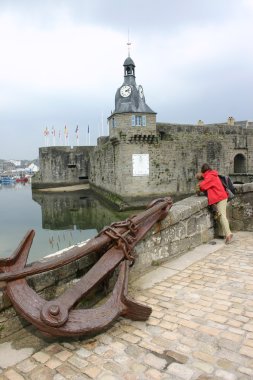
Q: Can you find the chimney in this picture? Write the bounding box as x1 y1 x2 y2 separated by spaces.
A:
227 116 235 126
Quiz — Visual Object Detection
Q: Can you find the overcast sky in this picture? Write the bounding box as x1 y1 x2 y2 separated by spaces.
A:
0 0 252 160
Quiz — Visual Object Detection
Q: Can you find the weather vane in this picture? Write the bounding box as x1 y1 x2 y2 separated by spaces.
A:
127 29 132 57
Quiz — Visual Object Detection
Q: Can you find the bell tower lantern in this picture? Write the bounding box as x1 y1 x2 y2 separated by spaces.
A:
124 56 135 78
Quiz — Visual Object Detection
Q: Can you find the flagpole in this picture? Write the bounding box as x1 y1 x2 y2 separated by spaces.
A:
64 127 66 146
75 125 79 146
52 126 56 146
101 112 104 136
44 127 49 147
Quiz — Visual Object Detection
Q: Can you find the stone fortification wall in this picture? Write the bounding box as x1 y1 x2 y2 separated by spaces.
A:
32 146 93 188
89 122 253 206
228 182 253 231
1 187 253 339
153 123 253 195
90 137 162 208
157 122 253 175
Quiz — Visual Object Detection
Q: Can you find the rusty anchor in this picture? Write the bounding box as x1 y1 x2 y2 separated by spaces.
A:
0 197 173 337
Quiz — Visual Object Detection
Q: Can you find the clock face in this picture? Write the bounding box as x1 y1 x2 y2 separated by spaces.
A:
120 85 132 97
138 85 144 99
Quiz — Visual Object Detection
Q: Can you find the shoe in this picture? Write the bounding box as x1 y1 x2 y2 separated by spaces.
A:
225 234 233 244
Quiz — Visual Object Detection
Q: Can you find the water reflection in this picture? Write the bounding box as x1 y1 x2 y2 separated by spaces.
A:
30 189 135 261
0 183 135 263
32 190 132 232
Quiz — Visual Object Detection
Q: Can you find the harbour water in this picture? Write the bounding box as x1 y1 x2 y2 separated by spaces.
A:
0 182 132 263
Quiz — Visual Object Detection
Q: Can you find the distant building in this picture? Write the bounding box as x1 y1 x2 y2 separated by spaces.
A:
9 160 21 166
27 163 39 173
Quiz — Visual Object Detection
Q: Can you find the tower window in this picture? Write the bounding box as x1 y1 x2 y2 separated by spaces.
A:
136 116 142 126
112 117 116 128
131 115 146 127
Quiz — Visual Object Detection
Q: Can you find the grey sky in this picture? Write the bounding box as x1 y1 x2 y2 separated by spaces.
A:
0 0 252 159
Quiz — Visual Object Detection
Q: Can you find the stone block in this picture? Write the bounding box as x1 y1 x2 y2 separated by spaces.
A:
0 291 12 312
175 222 187 240
187 217 197 236
28 269 60 292
0 313 29 339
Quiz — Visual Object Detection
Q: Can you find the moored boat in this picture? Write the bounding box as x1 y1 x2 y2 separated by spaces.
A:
0 176 15 184
15 176 29 183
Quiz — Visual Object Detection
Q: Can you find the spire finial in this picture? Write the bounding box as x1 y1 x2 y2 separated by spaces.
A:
127 29 131 57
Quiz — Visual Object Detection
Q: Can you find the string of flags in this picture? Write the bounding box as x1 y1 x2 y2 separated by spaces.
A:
43 125 90 147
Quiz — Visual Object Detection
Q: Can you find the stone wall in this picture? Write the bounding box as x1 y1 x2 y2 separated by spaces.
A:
131 195 213 274
228 182 253 231
32 146 94 188
157 123 253 177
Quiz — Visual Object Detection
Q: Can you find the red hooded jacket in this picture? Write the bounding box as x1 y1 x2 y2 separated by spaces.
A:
199 169 228 205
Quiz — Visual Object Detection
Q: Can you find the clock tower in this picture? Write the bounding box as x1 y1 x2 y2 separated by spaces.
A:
90 54 160 209
108 55 157 138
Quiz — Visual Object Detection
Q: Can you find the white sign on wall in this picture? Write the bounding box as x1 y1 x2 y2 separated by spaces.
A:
132 154 149 176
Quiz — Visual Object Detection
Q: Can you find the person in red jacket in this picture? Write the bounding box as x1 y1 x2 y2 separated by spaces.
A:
196 163 233 244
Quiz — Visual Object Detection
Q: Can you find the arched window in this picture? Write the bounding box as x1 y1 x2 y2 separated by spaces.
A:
234 153 246 173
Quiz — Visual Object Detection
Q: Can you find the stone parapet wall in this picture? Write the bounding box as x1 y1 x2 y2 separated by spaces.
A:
228 182 253 231
131 195 213 275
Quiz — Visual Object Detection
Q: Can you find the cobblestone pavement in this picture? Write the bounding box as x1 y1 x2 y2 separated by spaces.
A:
1 231 253 380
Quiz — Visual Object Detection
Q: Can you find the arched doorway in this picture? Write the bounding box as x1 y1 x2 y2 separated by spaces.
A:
234 153 246 173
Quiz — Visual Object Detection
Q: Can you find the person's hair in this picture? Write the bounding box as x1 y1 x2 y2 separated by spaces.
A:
201 163 211 173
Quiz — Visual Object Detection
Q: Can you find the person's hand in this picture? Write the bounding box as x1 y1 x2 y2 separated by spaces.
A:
195 183 201 195
195 172 203 180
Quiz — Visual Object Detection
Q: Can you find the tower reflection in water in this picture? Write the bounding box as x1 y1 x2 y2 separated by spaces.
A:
32 189 133 259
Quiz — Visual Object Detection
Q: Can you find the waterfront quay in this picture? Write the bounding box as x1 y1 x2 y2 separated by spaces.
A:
0 231 253 379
